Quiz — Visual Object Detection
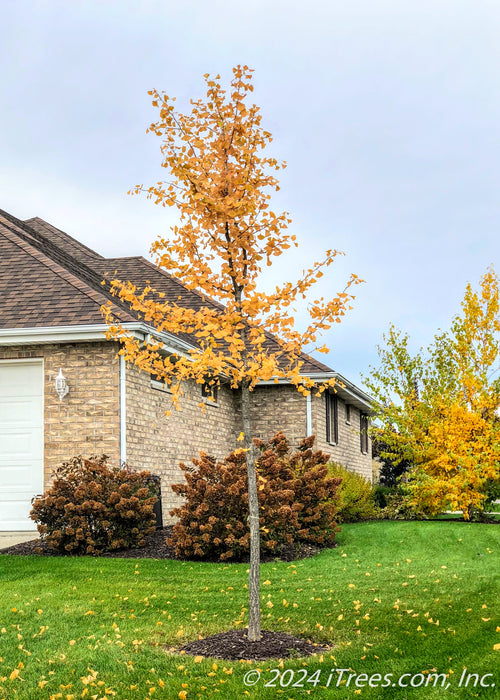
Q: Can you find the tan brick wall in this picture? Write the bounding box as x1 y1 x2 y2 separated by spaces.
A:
124 365 242 518
1 340 372 520
249 385 372 482
249 384 307 448
312 392 373 481
0 342 120 487
124 376 372 520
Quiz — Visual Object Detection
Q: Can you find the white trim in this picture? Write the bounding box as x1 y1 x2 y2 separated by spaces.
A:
335 385 372 412
0 324 112 345
0 326 373 410
256 378 300 385
0 323 196 356
119 355 127 464
303 371 373 405
201 397 219 408
143 332 193 358
306 393 312 436
150 378 172 393
0 357 46 364
256 372 373 412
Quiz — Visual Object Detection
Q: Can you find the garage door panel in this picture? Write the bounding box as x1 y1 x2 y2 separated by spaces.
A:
0 428 43 458
0 500 36 531
0 397 43 424
0 364 43 396
0 464 42 490
0 361 43 531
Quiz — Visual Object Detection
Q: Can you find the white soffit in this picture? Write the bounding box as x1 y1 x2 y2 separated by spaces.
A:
0 323 194 356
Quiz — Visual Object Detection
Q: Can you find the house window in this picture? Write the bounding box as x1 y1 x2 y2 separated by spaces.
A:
345 404 351 424
325 393 339 444
150 374 172 393
360 413 369 454
201 381 218 404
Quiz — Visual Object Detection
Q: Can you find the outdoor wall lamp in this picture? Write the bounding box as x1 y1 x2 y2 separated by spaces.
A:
55 368 69 401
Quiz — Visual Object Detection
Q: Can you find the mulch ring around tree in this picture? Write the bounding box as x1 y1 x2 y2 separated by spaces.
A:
0 526 328 561
174 628 329 661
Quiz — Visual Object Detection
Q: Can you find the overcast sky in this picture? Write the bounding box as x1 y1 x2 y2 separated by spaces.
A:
2 0 499 389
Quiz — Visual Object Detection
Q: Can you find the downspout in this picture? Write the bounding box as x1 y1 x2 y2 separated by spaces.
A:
306 392 312 437
119 355 127 464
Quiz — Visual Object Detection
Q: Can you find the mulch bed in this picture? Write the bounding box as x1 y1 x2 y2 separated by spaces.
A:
0 526 326 562
176 628 329 660
0 526 178 558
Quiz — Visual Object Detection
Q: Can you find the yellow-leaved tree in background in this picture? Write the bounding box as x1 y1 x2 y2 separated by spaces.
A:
365 267 500 519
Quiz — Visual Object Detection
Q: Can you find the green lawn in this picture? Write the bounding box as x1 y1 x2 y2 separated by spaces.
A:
0 521 498 699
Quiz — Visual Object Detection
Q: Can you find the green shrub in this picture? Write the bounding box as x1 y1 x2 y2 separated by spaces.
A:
30 455 158 554
377 489 427 520
372 435 412 486
168 432 342 561
482 478 500 513
373 484 395 509
327 463 378 523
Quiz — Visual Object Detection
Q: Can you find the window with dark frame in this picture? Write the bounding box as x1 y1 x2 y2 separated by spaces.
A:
360 413 369 454
345 404 351 424
325 393 339 444
201 381 218 403
150 373 172 393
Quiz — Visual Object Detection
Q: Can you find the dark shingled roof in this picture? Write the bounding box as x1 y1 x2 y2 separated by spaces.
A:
0 210 334 374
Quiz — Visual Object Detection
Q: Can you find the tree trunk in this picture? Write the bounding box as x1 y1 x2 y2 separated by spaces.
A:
240 383 261 641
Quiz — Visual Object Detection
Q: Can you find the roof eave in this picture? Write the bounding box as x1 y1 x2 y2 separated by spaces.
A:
257 371 374 412
0 323 196 357
0 324 374 410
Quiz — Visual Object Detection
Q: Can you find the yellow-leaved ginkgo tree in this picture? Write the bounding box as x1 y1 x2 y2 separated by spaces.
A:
103 65 362 641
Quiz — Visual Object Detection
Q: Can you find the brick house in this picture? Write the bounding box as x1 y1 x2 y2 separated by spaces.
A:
0 209 373 530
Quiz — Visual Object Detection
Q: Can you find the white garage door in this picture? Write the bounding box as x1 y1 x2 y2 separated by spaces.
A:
0 360 44 530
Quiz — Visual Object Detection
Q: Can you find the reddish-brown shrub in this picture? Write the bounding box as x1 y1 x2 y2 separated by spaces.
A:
30 455 158 555
168 432 341 561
